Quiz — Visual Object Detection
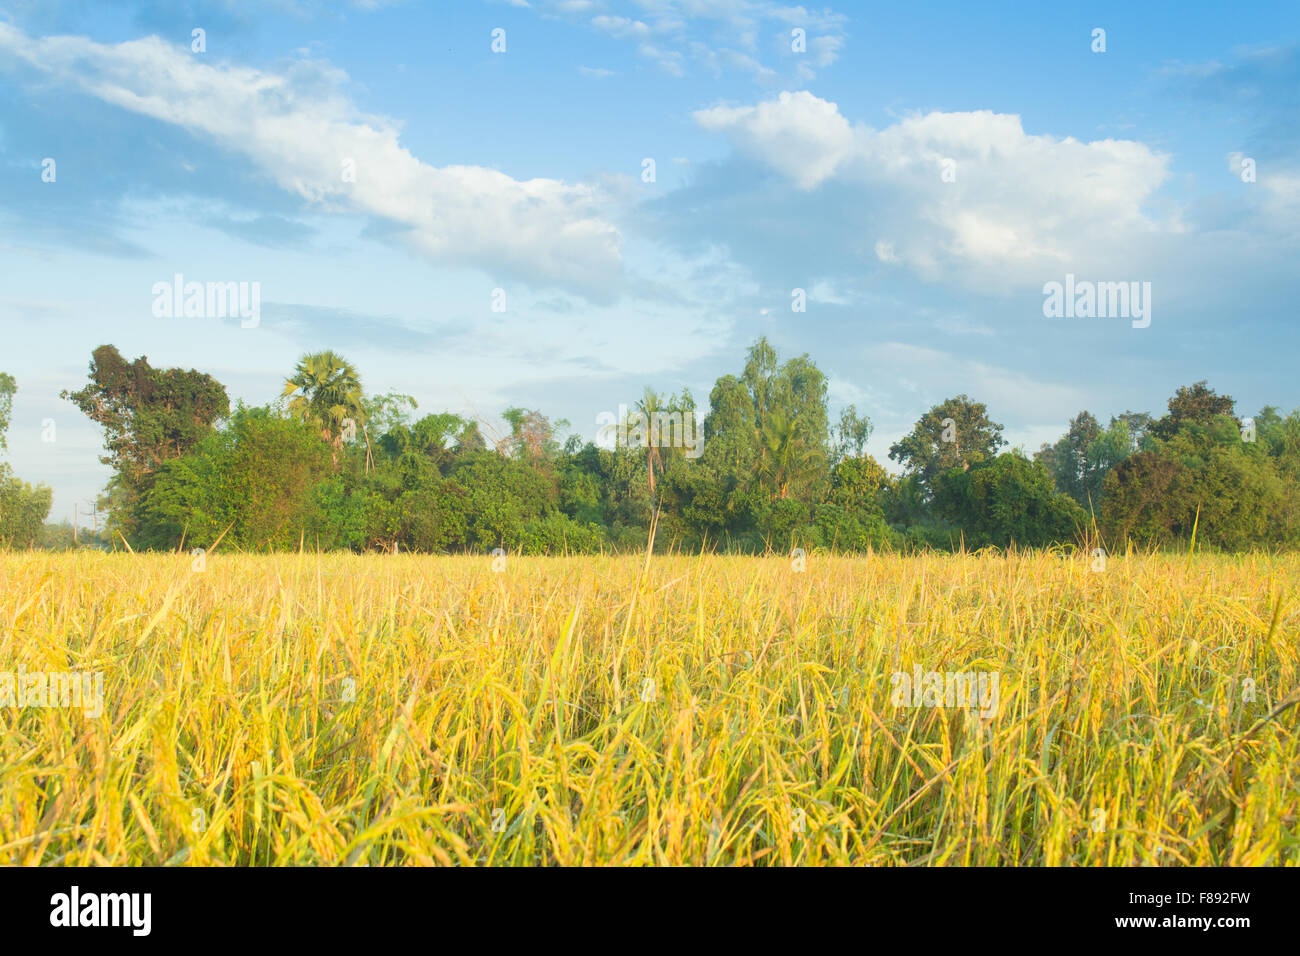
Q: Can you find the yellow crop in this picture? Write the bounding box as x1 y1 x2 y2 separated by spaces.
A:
1 550 1296 865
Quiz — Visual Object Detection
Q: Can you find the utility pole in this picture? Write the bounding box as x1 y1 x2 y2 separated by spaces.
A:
73 502 78 546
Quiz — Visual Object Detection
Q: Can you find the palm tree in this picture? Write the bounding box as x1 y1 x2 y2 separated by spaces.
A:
760 411 814 499
634 388 666 498
282 351 367 470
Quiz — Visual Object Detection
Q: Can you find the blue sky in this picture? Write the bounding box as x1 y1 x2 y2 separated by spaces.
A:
1 0 1298 524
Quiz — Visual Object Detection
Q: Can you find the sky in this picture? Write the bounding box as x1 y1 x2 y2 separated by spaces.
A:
1 0 1298 526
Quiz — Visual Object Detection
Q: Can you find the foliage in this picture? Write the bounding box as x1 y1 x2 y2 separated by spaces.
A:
46 343 1300 555
60 345 228 534
283 350 367 470
888 394 1005 493
0 372 15 453
0 372 53 544
140 406 333 550
0 466 53 546
932 452 1088 549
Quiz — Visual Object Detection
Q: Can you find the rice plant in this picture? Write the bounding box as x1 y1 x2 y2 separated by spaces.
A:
1 549 1296 866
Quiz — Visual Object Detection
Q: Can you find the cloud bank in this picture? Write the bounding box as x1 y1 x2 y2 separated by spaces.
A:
0 23 623 298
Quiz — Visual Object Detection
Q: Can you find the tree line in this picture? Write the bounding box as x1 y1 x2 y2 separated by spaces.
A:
3 340 1299 553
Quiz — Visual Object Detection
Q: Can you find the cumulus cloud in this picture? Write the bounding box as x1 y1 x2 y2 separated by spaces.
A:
0 23 623 298
696 92 856 188
693 91 1174 289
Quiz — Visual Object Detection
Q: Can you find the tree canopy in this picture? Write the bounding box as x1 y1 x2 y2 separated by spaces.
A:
17 342 1298 555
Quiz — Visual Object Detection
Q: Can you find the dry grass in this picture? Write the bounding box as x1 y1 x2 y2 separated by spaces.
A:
1 549 1297 865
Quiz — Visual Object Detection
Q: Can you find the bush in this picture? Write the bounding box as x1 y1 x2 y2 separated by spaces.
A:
515 513 607 554
139 407 332 550
814 503 899 552
932 453 1086 549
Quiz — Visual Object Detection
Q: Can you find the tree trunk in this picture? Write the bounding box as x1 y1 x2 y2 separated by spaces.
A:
362 421 374 474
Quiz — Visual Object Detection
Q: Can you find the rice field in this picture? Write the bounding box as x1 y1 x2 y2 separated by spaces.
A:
1 549 1297 866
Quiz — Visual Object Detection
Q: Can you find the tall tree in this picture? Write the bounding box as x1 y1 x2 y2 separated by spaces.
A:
63 345 228 532
1152 381 1236 439
282 351 366 470
500 407 558 463
1113 411 1155 451
760 410 816 499
633 388 666 498
737 338 830 500
832 404 872 464
889 395 1005 493
457 420 488 453
1036 411 1101 503
364 392 418 435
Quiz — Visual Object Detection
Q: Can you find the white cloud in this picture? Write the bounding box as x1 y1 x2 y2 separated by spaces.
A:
694 91 1174 288
0 24 623 298
808 34 844 67
696 91 855 189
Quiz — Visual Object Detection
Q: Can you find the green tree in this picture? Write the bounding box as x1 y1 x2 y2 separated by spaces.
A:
0 373 53 547
1152 381 1237 440
633 388 666 498
759 410 817 499
832 405 872 464
500 407 561 463
828 454 890 510
0 472 52 546
889 395 1005 493
364 392 418 436
140 406 333 550
282 351 367 470
932 453 1086 549
62 345 228 535
382 412 475 474
1035 411 1101 503
1101 411 1288 550
704 338 830 508
445 450 558 549
1036 411 1139 508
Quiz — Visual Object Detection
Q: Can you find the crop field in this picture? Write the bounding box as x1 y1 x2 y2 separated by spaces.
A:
1 550 1297 866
